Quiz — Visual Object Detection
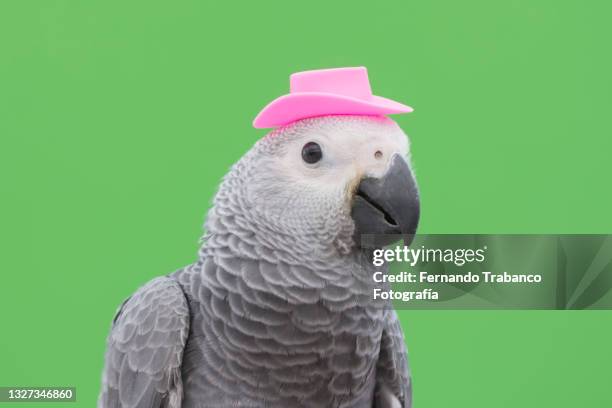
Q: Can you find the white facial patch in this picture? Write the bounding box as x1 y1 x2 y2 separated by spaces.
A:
273 116 410 195
235 115 413 248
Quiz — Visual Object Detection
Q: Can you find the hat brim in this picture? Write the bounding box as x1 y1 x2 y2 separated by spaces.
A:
253 92 413 129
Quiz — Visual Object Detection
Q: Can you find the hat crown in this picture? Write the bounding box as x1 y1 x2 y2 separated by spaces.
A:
290 67 373 100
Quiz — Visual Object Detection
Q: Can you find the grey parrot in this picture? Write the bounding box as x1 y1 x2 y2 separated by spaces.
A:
99 115 420 408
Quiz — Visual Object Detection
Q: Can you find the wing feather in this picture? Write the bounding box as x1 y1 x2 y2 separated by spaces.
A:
375 310 412 408
99 277 190 408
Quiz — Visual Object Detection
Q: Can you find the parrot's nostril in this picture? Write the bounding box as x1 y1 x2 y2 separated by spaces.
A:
374 150 383 159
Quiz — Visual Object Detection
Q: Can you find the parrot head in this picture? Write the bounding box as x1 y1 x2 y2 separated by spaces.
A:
208 115 419 256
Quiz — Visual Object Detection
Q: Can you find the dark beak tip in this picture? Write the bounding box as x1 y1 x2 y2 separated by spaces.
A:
351 155 420 249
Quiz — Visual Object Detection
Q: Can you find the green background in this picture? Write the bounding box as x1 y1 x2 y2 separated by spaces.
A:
1 0 611 406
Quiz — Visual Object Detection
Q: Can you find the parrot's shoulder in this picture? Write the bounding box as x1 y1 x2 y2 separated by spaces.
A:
99 275 190 408
110 275 190 326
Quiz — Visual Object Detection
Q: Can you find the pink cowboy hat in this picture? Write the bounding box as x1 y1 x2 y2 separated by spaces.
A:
253 67 413 129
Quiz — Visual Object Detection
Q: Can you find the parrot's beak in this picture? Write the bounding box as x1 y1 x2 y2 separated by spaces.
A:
351 154 420 248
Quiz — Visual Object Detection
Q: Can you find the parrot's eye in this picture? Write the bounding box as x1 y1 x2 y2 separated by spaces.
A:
301 142 323 164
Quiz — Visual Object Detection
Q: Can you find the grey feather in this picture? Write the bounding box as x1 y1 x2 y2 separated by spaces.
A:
98 277 190 408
